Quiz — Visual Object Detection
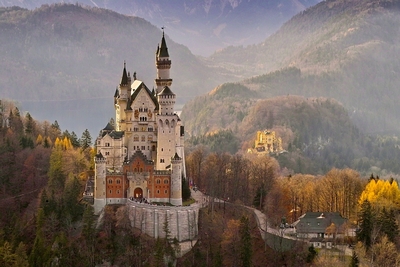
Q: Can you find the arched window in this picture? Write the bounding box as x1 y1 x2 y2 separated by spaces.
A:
134 135 139 141
116 179 121 184
164 179 169 184
156 179 161 184
108 179 113 184
141 135 145 142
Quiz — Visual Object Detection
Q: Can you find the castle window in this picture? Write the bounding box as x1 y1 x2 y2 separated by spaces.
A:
156 179 161 184
116 179 121 184
108 179 113 184
134 127 138 132
105 152 110 156
141 146 145 150
134 135 139 141
164 190 168 194
117 190 120 194
164 179 169 184
141 135 145 142
109 190 112 194
148 127 153 132
148 135 153 141
106 143 110 147
157 190 160 194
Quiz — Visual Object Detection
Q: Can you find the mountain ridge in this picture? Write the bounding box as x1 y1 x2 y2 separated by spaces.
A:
0 0 322 56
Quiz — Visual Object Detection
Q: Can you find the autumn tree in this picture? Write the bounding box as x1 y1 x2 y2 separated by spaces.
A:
239 216 252 267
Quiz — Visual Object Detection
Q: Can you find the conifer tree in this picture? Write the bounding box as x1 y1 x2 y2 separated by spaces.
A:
80 129 92 150
29 209 49 267
357 200 373 249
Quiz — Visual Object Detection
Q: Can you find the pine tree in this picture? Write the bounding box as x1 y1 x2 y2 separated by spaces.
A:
70 131 80 148
80 129 92 150
357 200 373 249
24 112 35 135
378 208 399 243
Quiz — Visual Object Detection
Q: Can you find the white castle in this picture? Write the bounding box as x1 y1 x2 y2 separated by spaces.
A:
93 32 186 214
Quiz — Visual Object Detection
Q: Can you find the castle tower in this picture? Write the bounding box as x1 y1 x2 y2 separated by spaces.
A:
93 152 107 214
156 86 179 170
155 31 172 94
170 153 183 206
115 62 132 131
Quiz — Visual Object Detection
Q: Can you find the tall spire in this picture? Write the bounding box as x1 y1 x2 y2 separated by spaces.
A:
157 27 169 58
120 61 128 85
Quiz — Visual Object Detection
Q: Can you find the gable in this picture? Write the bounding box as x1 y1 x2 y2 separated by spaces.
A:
130 80 158 110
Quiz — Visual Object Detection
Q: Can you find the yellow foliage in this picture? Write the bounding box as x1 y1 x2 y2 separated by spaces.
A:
359 179 400 209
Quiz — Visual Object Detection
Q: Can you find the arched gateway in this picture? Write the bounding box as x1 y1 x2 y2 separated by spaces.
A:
134 187 143 199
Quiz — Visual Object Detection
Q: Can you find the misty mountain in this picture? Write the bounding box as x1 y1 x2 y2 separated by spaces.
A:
0 4 230 135
192 0 400 134
0 0 322 56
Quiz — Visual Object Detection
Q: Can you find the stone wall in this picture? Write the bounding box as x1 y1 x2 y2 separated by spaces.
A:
127 200 199 242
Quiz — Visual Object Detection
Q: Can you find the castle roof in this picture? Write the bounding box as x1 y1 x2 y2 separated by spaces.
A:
131 80 158 110
109 131 124 139
95 152 105 159
103 122 114 131
157 32 169 58
120 62 128 86
159 86 175 96
126 149 154 165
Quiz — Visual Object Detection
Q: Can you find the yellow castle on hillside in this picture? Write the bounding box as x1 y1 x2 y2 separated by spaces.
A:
253 130 283 153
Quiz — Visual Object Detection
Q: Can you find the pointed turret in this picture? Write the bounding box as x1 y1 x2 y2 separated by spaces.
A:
157 31 169 58
155 29 172 94
120 61 128 86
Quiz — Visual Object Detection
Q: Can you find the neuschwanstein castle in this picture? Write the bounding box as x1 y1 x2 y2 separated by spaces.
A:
93 32 186 214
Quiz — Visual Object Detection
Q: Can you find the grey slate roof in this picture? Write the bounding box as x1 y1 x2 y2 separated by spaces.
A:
120 63 128 85
95 152 105 159
157 32 169 58
103 122 114 131
294 212 347 234
159 86 175 96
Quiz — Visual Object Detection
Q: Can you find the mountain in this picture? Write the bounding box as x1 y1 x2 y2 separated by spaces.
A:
0 4 229 135
196 0 400 134
0 0 322 56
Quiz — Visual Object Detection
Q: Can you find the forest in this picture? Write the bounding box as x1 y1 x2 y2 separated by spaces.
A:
1 97 400 266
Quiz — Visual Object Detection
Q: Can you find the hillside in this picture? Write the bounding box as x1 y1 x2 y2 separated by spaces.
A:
202 0 400 134
0 4 230 135
0 0 322 56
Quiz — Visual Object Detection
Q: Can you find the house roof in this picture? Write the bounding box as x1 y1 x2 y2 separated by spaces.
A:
294 212 347 234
